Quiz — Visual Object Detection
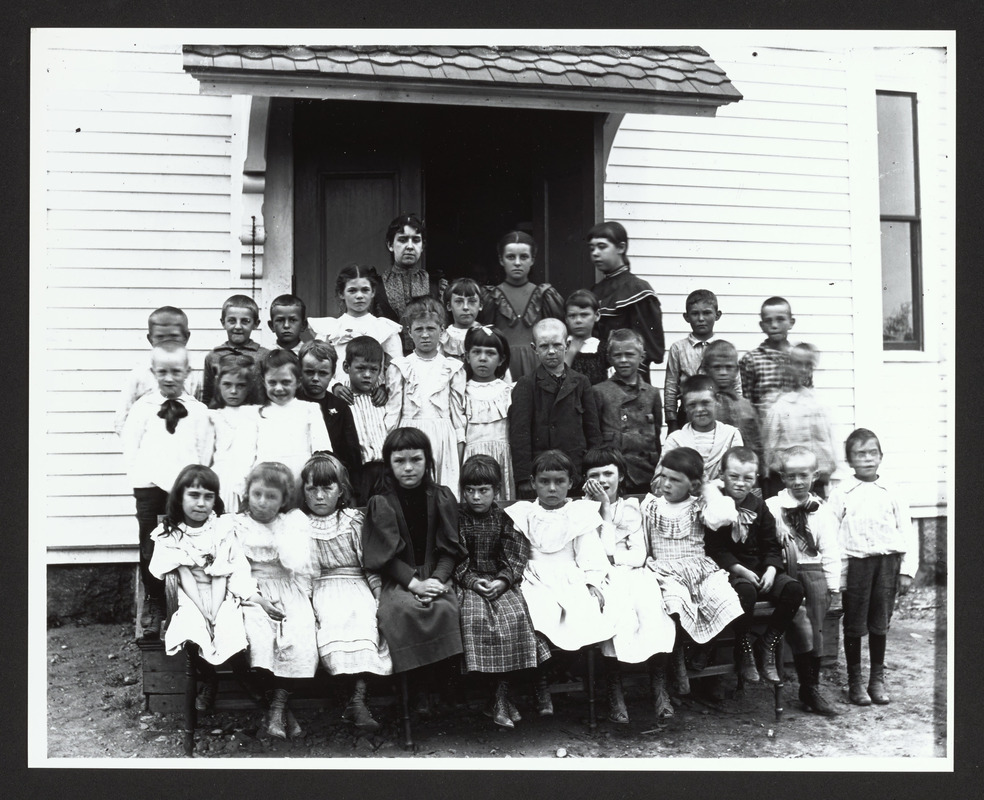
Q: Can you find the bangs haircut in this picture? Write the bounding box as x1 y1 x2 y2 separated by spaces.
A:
386 213 425 245
244 461 297 513
460 454 502 492
163 464 224 533
586 220 628 247
261 348 301 378
345 335 384 365
531 449 577 484
661 447 704 482
444 277 482 305
403 295 446 329
582 447 628 494
300 453 355 512
221 294 260 323
845 427 882 460
722 445 759 472
212 353 260 408
463 325 510 378
382 427 436 487
565 288 600 312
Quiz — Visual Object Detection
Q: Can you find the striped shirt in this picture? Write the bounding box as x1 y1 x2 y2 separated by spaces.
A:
350 390 388 463
826 476 919 578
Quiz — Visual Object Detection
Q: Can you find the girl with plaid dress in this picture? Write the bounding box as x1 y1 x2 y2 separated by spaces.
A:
642 447 743 709
455 455 551 729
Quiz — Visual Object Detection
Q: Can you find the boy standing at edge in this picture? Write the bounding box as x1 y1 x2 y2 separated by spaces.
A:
121 342 214 638
114 306 203 434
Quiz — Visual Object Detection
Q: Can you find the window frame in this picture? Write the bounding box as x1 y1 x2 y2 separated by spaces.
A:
877 89 923 351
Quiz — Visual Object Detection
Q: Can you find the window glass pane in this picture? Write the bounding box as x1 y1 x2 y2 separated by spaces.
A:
877 93 917 217
881 221 915 343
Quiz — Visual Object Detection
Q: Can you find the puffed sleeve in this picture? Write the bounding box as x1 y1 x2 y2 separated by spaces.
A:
383 361 405 432
431 486 466 584
148 526 193 579
224 521 259 600
362 493 416 589
347 508 382 594
572 517 611 588
539 284 565 321
306 403 333 454
448 360 467 443
611 497 647 568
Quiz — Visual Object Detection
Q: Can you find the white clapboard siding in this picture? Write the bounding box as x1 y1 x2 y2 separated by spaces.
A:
39 43 240 561
609 44 950 517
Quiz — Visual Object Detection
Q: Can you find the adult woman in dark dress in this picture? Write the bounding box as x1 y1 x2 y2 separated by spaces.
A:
374 214 448 353
362 426 466 713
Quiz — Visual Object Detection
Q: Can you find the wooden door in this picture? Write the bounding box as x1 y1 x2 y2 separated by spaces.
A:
293 100 422 317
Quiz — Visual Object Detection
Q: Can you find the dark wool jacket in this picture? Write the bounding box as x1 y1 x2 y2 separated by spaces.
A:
704 490 785 574
297 390 363 482
508 365 602 490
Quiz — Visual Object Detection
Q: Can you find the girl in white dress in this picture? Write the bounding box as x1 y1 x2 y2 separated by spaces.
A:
254 349 332 482
505 449 615 715
462 325 515 501
225 461 317 739
582 448 675 724
208 354 259 514
307 263 403 397
149 464 247 711
301 453 392 733
384 296 466 499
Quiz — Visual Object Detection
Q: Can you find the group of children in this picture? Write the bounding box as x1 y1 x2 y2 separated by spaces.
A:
116 216 919 741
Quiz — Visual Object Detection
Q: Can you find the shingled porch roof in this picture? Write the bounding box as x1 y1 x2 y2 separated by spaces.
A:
183 45 742 115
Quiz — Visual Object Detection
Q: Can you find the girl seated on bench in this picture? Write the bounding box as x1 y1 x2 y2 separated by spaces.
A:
641 447 744 717
300 452 392 733
361 427 467 716
148 464 246 712
505 449 616 716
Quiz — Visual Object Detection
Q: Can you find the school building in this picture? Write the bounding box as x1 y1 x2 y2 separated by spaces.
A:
35 34 952 613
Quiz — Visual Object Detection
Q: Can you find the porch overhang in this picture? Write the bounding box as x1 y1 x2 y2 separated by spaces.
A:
183 45 742 116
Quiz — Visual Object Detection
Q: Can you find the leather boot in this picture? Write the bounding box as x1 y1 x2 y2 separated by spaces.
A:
688 641 712 673
867 663 891 705
847 662 871 706
285 707 303 739
671 641 690 696
606 670 629 724
736 634 760 683
343 677 381 733
795 652 837 716
195 674 218 712
760 628 783 683
485 680 514 728
534 672 554 716
504 694 522 723
266 688 289 739
649 663 674 722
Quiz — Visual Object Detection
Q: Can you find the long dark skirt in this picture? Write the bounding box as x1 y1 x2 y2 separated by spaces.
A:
377 580 463 672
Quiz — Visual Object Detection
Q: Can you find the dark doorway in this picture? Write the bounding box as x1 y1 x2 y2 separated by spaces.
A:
293 99 601 317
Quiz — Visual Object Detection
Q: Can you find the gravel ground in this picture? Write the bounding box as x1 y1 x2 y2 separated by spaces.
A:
45 585 947 762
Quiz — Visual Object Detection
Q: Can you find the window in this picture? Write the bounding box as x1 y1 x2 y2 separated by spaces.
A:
877 91 922 350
